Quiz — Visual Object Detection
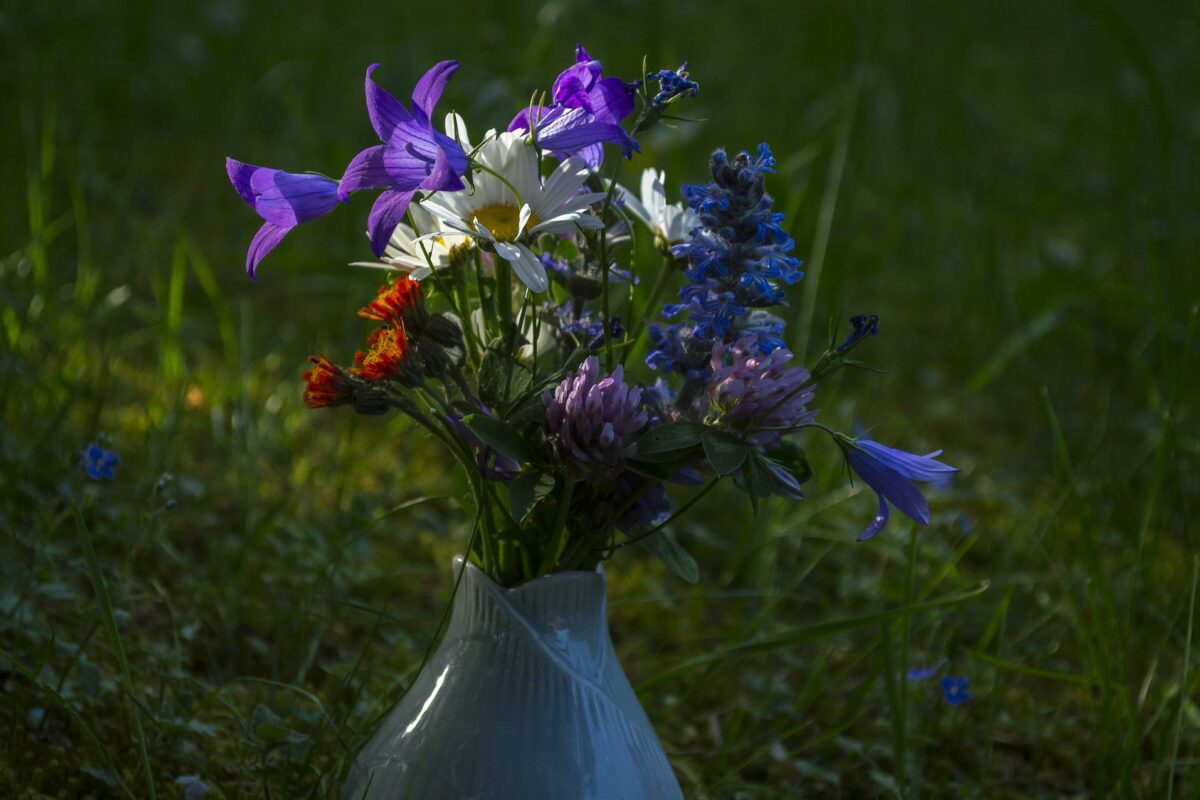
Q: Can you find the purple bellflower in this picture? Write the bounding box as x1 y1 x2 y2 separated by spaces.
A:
841 437 959 541
340 61 469 256
543 356 648 477
79 442 120 480
509 45 639 169
225 161 342 278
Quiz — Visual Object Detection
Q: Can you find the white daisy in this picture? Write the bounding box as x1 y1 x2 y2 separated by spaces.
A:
418 131 608 293
615 168 700 246
351 203 474 279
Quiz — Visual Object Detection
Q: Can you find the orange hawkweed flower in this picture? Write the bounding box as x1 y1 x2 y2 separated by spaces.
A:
355 326 410 381
358 277 422 323
302 355 355 409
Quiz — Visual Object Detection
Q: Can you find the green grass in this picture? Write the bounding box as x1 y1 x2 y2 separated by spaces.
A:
2 0 1198 797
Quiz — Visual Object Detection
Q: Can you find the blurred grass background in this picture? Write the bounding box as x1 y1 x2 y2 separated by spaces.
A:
1 0 1198 797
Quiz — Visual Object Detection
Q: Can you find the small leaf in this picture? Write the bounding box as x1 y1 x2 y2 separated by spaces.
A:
702 430 750 476
478 337 533 410
461 414 537 464
555 238 581 261
637 530 699 584
509 471 557 523
634 421 707 460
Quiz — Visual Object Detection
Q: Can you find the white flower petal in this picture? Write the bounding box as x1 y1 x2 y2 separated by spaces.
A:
613 183 652 227
494 242 548 293
517 203 533 238
471 218 496 241
444 112 471 150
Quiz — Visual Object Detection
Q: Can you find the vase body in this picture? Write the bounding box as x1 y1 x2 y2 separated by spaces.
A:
342 558 683 800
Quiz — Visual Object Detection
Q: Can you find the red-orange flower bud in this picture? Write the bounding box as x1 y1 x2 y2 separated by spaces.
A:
358 277 423 324
302 355 355 409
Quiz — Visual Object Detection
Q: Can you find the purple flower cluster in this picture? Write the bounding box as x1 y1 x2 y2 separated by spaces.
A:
543 356 647 477
707 337 816 449
226 61 468 276
648 144 802 383
228 49 639 277
509 45 640 169
339 62 468 256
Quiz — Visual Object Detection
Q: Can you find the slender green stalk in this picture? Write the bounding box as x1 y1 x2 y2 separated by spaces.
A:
76 506 157 800
1166 555 1197 798
793 68 861 359
623 254 675 366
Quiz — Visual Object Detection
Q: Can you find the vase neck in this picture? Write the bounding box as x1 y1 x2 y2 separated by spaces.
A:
449 559 611 677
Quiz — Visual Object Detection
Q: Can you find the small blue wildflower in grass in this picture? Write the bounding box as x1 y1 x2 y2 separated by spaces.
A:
175 775 208 800
905 659 946 681
940 675 971 706
648 62 699 108
79 442 120 481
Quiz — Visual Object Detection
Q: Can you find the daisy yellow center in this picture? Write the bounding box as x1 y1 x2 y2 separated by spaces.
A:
473 203 538 242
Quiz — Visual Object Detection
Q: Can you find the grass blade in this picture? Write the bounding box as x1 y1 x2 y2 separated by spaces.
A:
76 506 157 799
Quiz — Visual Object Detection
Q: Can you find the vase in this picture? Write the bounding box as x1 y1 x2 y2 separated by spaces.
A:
342 557 684 800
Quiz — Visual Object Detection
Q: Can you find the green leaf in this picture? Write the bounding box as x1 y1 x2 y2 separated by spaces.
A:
509 471 557 523
555 237 581 261
634 421 707 460
771 440 813 485
637 530 699 584
702 430 750 476
461 414 537 464
477 337 533 411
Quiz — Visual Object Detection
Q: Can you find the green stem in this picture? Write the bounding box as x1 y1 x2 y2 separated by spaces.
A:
624 254 675 364
76 507 157 800
604 477 721 553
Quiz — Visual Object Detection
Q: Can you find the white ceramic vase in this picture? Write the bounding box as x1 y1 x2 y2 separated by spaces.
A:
341 557 684 800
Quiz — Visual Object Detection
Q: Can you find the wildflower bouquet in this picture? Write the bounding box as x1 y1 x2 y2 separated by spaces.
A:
227 48 956 588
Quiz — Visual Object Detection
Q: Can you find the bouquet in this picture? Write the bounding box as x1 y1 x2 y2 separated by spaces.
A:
226 47 957 588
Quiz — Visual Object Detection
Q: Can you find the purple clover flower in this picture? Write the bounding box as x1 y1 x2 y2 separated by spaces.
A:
543 356 647 477
707 337 816 450
940 675 971 706
225 161 342 278
841 438 959 541
340 61 469 256
79 442 120 481
509 45 639 169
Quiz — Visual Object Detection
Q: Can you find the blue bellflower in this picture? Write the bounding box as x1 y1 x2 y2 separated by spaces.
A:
79 442 120 480
841 438 959 541
509 45 639 169
340 61 469 256
225 161 342 278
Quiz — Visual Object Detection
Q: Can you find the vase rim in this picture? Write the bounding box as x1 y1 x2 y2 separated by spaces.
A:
451 555 606 592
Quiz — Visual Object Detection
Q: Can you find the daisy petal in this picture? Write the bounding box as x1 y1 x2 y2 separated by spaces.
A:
494 242 548 293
